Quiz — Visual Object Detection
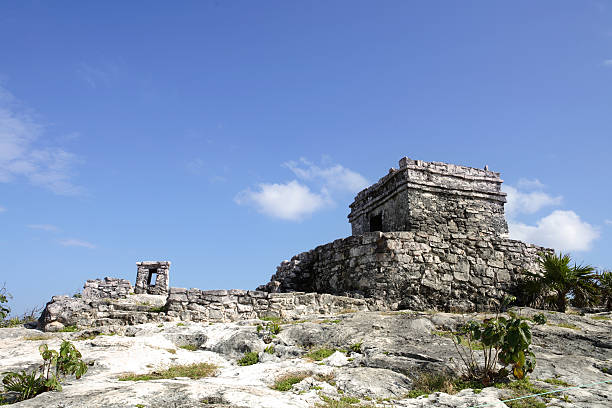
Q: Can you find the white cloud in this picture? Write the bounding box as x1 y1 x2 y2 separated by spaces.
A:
508 210 600 252
235 180 328 221
605 219 612 226
0 86 81 195
604 59 612 67
516 178 545 190
28 224 59 232
59 239 96 249
503 185 562 217
284 158 369 194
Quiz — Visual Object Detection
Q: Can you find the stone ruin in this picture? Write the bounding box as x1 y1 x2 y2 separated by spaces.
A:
257 156 550 311
134 261 170 295
38 156 551 331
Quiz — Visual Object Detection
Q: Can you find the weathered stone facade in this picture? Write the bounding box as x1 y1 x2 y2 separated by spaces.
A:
135 261 170 295
348 157 508 237
165 288 377 322
82 277 132 300
258 231 547 311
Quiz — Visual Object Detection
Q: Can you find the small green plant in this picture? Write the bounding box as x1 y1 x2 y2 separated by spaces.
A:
452 296 536 384
60 325 79 332
349 342 363 353
305 348 336 361
119 363 217 381
178 344 198 351
237 351 259 366
591 315 611 321
148 306 165 313
72 293 82 298
531 313 547 325
543 378 572 386
1 341 88 402
176 322 186 327
272 372 309 391
548 322 580 330
0 284 11 322
264 345 275 354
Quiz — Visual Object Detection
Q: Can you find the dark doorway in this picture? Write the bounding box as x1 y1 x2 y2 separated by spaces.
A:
369 214 383 232
147 269 158 287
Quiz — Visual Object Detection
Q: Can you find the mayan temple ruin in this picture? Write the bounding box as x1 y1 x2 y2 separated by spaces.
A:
38 156 549 331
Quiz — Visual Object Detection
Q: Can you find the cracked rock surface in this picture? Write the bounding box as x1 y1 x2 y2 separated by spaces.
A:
1 308 610 407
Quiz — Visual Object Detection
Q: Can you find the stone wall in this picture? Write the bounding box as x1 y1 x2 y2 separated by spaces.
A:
82 277 132 300
348 157 508 237
258 231 550 312
165 288 378 322
135 261 170 295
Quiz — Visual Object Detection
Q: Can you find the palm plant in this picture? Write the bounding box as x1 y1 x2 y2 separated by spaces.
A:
597 271 612 311
539 253 597 312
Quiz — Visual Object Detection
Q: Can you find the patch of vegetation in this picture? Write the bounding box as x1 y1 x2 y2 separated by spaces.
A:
338 309 357 314
1 341 87 402
494 378 549 408
591 315 611 321
264 345 275 354
543 378 572 386
237 351 259 366
320 319 341 324
530 313 547 325
260 316 283 323
305 348 336 361
135 404 145 408
24 335 53 341
272 372 309 391
166 349 176 354
349 342 362 353
316 394 372 407
407 372 482 398
74 332 98 341
178 344 198 351
60 325 79 332
148 306 165 313
597 270 612 311
547 322 581 330
118 363 217 381
176 322 186 327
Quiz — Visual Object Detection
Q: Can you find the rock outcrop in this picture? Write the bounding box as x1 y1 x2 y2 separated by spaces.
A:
3 308 611 407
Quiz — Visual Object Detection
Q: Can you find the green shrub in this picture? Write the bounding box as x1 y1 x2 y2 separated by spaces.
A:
531 313 547 325
237 351 259 366
519 252 598 312
598 271 612 311
1 341 88 402
178 344 198 351
452 296 536 384
272 373 309 391
60 325 79 333
264 345 275 354
0 285 10 321
349 342 363 353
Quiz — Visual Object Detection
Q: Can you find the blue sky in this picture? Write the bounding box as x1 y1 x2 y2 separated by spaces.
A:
1 1 611 316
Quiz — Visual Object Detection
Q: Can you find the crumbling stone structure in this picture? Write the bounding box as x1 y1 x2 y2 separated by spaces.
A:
259 157 550 312
135 261 170 295
82 278 132 300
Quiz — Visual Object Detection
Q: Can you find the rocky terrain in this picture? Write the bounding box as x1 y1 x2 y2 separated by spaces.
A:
1 306 611 407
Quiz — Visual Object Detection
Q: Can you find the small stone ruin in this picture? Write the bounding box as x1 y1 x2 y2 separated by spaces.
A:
134 261 170 295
